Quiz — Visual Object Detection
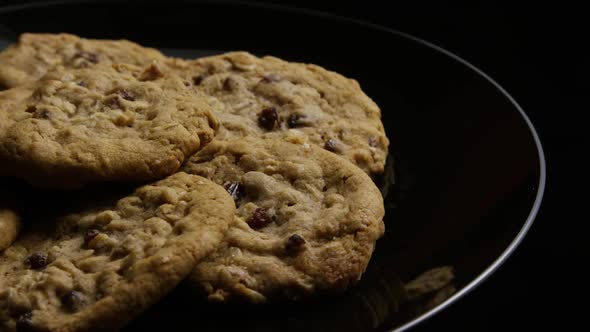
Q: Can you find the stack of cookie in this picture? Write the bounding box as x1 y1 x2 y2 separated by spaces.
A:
0 34 388 331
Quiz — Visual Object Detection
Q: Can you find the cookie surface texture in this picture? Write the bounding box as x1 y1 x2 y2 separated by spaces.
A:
0 209 20 252
0 33 166 88
0 172 234 331
0 63 218 188
182 138 385 302
171 51 389 175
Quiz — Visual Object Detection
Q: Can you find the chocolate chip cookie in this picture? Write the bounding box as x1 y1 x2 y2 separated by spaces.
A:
0 209 19 252
182 138 385 302
0 63 218 188
0 172 235 331
0 33 166 88
170 51 389 175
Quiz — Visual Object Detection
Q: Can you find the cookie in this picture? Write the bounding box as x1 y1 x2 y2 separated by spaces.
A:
169 51 389 175
0 37 389 175
0 33 166 88
0 172 235 331
0 209 20 252
0 63 218 188
404 266 456 316
404 266 455 301
182 138 385 302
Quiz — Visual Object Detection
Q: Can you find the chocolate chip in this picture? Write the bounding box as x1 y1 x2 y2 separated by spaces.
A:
25 252 47 270
16 312 36 332
140 64 163 81
285 234 306 255
73 51 99 64
61 291 87 312
287 114 306 128
25 106 36 113
224 182 244 202
324 139 338 152
84 229 100 246
192 75 205 85
112 88 135 101
258 107 279 131
369 137 379 147
247 208 271 229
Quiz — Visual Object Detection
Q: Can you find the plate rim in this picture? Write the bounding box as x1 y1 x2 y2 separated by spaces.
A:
0 1 547 330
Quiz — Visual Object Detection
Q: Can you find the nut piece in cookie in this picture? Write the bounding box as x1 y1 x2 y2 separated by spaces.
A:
183 138 385 303
0 63 219 188
0 172 234 331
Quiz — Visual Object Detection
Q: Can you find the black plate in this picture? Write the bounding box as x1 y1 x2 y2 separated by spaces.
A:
0 1 546 331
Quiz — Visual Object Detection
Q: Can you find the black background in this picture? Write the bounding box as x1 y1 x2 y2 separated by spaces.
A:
266 2 584 330
0 1 586 330
243 2 585 330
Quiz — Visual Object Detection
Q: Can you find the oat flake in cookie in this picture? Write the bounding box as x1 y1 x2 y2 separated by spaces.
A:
0 63 218 188
182 138 385 303
0 33 167 88
171 51 389 175
0 173 234 332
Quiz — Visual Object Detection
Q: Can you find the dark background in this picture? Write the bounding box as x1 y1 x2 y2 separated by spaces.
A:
279 2 585 330
271 2 584 330
0 0 586 330
245 2 585 330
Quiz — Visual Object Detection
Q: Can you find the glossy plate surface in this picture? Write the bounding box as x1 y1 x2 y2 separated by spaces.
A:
0 1 545 331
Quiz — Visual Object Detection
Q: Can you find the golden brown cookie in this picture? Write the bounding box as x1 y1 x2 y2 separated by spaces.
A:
0 36 389 175
182 138 385 302
170 51 389 175
0 173 234 331
0 33 166 88
0 63 218 188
